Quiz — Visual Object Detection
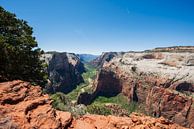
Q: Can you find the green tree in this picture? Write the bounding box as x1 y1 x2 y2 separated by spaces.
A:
0 6 46 85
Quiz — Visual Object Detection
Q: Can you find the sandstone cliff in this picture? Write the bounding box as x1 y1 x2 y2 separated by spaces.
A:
42 52 85 93
0 80 186 129
81 51 194 128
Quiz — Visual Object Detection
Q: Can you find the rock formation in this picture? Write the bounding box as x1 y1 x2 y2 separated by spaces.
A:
146 86 194 128
0 80 72 129
0 80 186 129
70 113 186 129
90 52 123 68
42 52 85 93
80 51 194 127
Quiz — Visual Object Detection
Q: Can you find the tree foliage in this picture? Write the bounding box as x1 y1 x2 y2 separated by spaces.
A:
0 6 46 85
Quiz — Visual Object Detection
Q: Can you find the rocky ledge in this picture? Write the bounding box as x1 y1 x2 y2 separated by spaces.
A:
0 80 72 129
0 80 186 129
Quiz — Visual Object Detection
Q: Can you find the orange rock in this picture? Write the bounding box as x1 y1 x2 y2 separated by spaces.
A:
0 80 72 129
70 113 186 129
146 86 194 128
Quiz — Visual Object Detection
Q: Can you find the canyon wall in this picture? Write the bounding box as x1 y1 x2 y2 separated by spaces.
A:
84 51 194 128
41 52 85 93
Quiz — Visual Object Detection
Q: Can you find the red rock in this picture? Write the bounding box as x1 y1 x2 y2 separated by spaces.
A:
0 80 72 129
146 86 194 128
70 113 186 129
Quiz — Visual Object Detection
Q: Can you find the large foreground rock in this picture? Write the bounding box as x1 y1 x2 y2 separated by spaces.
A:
0 80 72 129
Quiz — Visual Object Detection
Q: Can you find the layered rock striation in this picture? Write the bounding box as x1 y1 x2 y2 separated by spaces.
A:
81 51 194 127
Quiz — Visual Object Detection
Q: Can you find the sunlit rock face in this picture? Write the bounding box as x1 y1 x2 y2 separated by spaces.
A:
70 113 186 129
82 50 194 128
42 52 85 93
0 80 72 129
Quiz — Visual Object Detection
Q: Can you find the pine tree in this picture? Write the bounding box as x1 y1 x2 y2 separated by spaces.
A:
0 6 46 85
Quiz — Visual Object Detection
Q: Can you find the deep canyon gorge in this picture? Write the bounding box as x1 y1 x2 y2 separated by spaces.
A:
1 46 194 128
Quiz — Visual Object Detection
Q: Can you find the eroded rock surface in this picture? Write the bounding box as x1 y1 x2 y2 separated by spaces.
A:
146 87 194 128
0 80 72 129
70 113 186 129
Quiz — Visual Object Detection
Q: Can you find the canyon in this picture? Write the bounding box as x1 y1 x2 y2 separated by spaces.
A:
0 46 194 128
78 48 194 128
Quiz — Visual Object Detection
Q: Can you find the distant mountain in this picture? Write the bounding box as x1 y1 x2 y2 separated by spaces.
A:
77 54 99 62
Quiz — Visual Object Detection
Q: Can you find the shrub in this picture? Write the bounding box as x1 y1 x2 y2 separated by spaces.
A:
86 104 112 115
50 92 71 111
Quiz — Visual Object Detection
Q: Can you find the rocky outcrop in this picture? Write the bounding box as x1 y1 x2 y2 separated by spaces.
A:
42 52 85 93
146 87 194 128
0 80 186 129
0 80 72 129
70 113 186 129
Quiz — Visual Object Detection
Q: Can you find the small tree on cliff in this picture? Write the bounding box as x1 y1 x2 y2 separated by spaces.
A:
0 6 46 85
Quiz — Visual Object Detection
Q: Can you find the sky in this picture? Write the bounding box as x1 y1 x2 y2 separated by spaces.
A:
0 0 194 54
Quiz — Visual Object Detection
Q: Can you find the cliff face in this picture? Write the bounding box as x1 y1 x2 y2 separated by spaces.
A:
90 52 123 68
0 80 186 129
146 87 194 127
42 52 85 93
85 52 194 128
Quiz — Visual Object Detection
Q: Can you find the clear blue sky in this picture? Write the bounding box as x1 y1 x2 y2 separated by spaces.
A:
1 0 194 54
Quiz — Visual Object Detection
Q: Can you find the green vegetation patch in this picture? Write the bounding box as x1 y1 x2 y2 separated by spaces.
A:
50 92 71 111
66 63 97 101
88 94 138 116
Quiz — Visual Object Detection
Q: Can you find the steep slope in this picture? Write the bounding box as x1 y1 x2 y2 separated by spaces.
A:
0 80 186 129
42 52 85 93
